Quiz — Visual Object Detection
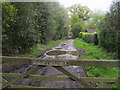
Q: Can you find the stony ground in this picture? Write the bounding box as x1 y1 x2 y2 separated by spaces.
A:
3 39 88 88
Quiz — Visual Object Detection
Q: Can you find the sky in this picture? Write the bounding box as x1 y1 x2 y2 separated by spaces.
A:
57 0 113 12
2 0 113 12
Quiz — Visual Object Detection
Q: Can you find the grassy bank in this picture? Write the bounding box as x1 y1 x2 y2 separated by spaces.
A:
3 39 64 71
74 38 119 88
74 38 116 60
23 39 65 57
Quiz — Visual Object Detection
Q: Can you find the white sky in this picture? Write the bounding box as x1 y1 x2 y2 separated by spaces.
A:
57 0 113 12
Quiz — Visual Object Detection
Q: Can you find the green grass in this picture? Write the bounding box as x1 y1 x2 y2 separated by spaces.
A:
74 38 116 60
23 39 64 57
74 38 119 88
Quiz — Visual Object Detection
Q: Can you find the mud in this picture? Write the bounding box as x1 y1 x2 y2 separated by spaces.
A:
3 39 88 88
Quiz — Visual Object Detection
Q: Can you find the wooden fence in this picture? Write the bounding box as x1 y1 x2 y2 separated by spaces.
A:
1 56 119 88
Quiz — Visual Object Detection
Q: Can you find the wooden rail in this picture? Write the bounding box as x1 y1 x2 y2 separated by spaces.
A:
1 56 119 88
1 73 118 82
2 56 119 67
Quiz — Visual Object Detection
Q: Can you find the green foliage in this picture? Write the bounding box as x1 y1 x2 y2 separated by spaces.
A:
52 5 69 40
71 22 82 38
80 32 98 44
74 38 119 88
68 4 91 37
98 1 120 58
79 32 84 38
2 2 17 39
74 38 116 60
82 32 95 43
68 4 91 23
23 39 64 57
81 10 105 32
2 2 69 55
2 2 18 55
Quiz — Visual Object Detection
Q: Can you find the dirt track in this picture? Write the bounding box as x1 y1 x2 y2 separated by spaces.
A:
3 39 87 88
35 39 87 88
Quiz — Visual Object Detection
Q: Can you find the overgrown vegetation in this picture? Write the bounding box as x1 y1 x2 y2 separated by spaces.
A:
67 4 92 38
2 2 69 56
79 32 98 44
71 22 82 38
98 0 120 58
23 39 64 57
74 38 116 59
67 4 105 38
74 38 119 88
2 0 119 88
2 39 64 71
68 0 120 59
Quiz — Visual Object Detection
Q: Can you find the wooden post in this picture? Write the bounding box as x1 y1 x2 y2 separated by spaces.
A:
54 66 94 88
2 65 44 88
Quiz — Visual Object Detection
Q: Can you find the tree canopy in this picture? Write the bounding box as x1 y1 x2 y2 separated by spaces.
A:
98 0 120 58
67 4 92 38
2 2 69 55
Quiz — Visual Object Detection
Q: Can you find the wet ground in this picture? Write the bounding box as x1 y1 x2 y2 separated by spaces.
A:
35 39 86 88
3 39 87 88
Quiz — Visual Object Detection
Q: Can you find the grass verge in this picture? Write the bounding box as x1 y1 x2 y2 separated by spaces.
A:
3 39 64 71
23 39 65 57
74 38 119 88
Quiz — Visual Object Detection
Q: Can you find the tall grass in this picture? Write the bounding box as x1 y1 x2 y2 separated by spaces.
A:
23 39 64 57
74 38 116 60
74 38 119 88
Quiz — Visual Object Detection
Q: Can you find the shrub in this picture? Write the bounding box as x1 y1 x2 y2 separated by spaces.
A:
80 32 98 44
98 1 120 58
79 32 84 38
71 22 82 38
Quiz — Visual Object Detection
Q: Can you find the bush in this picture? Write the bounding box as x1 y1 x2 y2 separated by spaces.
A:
2 2 69 56
79 32 84 38
98 1 120 58
80 32 98 44
71 22 82 38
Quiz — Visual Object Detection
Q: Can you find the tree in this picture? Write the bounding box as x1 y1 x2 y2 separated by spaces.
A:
53 6 69 40
83 12 105 31
2 2 17 39
68 4 91 20
67 4 91 37
10 2 40 53
98 0 120 58
71 22 82 38
2 2 70 55
34 2 69 44
2 2 18 55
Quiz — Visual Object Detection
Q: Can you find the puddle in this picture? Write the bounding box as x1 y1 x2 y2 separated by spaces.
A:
46 50 78 56
55 48 63 50
61 43 66 45
69 66 79 68
46 50 67 55
69 51 78 56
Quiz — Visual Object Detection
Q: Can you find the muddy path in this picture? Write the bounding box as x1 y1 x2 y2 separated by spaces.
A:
3 39 87 88
35 39 87 88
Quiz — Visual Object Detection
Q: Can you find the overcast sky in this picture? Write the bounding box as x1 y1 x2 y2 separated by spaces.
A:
58 0 113 12
2 0 113 12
